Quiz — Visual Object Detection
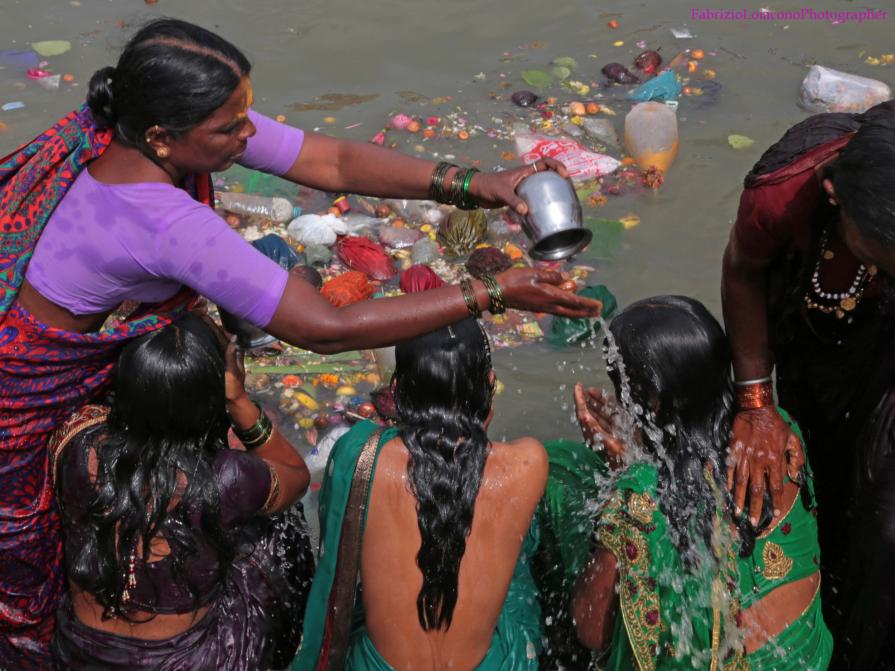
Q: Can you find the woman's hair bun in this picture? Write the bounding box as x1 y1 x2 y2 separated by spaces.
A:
86 65 117 127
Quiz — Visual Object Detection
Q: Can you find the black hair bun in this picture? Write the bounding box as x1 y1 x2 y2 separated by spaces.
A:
86 65 117 127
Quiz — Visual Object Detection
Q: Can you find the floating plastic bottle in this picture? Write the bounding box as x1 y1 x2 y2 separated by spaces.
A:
624 101 679 173
799 65 892 114
218 192 293 222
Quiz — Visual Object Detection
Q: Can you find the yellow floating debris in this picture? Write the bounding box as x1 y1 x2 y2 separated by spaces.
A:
295 392 319 411
620 215 641 229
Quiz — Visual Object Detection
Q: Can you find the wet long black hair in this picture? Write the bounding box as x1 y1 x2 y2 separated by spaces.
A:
86 18 251 154
824 116 895 246
607 296 769 563
392 319 495 631
68 314 238 618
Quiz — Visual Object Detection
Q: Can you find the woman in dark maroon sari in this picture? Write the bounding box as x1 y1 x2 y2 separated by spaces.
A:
48 314 312 670
722 100 895 669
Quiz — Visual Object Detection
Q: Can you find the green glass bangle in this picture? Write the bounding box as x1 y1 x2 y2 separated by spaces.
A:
232 401 273 446
459 168 479 210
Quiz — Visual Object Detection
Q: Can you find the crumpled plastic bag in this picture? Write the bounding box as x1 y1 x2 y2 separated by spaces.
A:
321 270 376 307
548 285 617 347
799 65 892 114
336 235 396 280
411 238 441 264
251 234 301 270
287 214 346 247
399 264 445 294
629 70 682 103
514 123 620 182
378 225 422 249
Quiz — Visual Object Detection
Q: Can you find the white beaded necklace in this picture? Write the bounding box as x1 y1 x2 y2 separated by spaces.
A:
804 230 877 318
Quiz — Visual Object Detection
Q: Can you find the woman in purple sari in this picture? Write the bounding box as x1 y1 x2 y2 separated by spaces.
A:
49 314 312 670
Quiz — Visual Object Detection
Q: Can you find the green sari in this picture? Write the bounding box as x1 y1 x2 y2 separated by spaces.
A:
538 411 832 671
294 421 542 670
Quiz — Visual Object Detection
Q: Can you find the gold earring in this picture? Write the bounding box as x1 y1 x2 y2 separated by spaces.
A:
156 147 170 159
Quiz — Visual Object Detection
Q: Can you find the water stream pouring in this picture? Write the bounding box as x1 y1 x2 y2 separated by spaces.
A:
516 171 592 261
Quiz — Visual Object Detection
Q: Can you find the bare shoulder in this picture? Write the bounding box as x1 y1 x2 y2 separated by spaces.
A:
488 436 548 492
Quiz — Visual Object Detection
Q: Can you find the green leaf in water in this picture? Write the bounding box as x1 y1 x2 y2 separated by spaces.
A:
32 40 71 57
552 56 579 71
550 65 572 81
583 218 624 259
728 134 756 150
521 70 554 90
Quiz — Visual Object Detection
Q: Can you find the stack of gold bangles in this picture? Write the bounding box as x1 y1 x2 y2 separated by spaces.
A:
459 274 506 319
429 161 479 210
232 401 274 449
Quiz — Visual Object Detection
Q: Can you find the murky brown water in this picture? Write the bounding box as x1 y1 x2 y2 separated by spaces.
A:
1 0 892 446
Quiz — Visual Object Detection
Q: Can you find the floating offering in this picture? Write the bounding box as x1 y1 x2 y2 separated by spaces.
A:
465 246 512 278
321 270 376 307
511 90 539 107
398 265 443 294
634 50 662 74
437 209 487 257
336 235 396 280
602 63 641 84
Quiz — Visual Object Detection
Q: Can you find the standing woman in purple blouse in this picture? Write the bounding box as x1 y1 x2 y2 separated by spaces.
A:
0 17 601 670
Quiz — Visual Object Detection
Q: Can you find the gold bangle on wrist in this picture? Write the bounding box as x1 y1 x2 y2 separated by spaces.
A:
460 280 482 318
429 161 457 204
480 274 506 315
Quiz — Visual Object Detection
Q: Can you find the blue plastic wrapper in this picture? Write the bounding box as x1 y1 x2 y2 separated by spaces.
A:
251 233 301 270
629 70 682 103
0 49 39 71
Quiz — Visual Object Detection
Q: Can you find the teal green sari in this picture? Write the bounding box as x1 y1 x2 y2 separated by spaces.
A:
294 421 543 670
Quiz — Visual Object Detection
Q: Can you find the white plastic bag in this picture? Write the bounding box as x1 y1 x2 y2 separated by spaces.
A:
799 65 892 114
286 214 345 247
513 123 620 182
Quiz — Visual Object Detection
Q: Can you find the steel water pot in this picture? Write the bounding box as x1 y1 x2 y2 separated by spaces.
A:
516 171 591 261
218 308 279 350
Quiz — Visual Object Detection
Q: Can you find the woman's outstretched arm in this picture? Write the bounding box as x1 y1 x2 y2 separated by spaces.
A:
265 270 601 354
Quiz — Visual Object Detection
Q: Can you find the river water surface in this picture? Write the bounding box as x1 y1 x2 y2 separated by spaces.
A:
1 0 892 443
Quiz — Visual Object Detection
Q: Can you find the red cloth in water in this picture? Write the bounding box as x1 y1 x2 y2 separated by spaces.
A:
399 264 444 294
336 236 395 280
321 271 375 307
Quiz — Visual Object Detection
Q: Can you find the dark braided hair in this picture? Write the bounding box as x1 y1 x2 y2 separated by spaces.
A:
392 319 495 631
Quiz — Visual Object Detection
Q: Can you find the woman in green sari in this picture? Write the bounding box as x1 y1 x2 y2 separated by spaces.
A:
560 296 832 670
295 319 547 670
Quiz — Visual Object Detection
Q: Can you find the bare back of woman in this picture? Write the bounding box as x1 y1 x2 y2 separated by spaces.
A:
361 435 547 670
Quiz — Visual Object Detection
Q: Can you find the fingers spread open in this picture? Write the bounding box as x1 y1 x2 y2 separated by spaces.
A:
784 431 806 480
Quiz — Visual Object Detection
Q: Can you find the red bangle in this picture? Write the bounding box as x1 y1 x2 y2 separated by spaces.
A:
736 381 774 410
